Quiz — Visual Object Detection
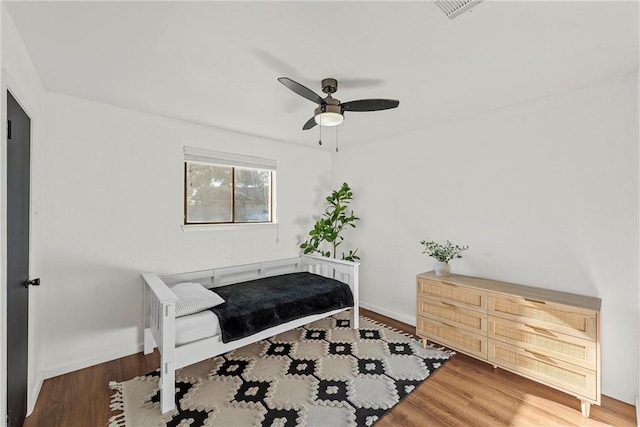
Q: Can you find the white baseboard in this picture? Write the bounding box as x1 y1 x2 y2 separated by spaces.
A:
600 381 637 406
43 343 143 380
359 301 415 327
27 371 44 416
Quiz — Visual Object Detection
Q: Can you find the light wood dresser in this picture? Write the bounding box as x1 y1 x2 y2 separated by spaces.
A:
416 271 601 417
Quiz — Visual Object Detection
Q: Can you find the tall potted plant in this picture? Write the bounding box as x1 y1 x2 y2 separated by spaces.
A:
300 182 360 262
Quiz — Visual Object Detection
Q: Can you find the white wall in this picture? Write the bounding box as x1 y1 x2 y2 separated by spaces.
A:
39 92 332 377
1 2 47 415
334 73 639 404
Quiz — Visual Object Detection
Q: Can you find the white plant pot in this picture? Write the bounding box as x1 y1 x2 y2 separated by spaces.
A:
434 261 451 277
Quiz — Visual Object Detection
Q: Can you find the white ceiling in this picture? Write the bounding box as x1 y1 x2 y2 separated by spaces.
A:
4 1 639 151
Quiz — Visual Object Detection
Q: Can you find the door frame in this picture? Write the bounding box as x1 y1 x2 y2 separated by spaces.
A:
1 70 41 422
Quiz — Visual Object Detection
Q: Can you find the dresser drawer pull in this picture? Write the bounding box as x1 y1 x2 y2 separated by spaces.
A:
525 324 552 335
524 298 546 305
524 349 557 364
440 301 456 308
441 281 458 287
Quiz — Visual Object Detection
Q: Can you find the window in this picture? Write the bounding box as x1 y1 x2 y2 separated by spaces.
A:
184 147 275 225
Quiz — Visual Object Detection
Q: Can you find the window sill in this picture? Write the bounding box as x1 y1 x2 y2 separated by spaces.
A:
181 222 278 232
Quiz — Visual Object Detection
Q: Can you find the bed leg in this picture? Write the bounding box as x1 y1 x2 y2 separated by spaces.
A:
351 306 359 329
159 302 176 414
160 360 175 414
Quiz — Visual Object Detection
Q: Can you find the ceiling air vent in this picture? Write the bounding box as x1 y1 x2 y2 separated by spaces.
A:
435 0 484 20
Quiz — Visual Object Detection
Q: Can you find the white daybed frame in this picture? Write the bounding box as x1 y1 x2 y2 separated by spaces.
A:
142 254 359 414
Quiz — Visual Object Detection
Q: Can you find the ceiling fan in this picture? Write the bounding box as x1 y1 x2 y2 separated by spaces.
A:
278 77 399 130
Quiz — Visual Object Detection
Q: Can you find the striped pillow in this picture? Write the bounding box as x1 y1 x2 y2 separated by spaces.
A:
171 282 225 318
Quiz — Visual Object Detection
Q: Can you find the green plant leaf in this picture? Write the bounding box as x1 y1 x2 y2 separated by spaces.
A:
419 239 469 262
301 183 360 261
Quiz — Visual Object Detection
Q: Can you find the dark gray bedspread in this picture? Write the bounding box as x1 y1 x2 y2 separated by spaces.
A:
210 272 354 343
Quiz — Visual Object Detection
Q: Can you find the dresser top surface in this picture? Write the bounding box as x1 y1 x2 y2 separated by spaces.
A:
417 271 601 312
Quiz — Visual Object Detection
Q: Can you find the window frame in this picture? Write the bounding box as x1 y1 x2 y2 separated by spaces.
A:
182 147 276 227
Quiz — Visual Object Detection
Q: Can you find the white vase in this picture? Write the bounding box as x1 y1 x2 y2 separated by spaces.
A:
434 261 451 277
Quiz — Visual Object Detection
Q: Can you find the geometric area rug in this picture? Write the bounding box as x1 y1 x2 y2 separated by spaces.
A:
109 312 452 427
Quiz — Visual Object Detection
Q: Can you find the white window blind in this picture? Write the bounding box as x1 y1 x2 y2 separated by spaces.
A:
184 146 276 171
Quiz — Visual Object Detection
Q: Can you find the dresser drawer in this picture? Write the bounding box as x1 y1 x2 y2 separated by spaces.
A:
418 297 487 335
418 316 487 359
488 340 597 401
488 317 596 370
417 278 487 312
488 294 597 340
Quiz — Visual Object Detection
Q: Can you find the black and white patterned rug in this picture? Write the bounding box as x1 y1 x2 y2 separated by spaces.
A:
109 313 451 427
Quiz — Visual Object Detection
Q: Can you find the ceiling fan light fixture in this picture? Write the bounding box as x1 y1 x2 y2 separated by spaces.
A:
278 77 399 131
315 112 344 127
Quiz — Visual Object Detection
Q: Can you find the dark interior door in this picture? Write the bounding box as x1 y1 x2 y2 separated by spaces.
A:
6 91 31 427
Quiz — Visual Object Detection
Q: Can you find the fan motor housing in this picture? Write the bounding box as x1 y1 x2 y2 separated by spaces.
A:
321 78 338 94
315 104 342 115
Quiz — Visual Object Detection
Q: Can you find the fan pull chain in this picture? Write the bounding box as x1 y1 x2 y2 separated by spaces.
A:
335 126 339 152
318 115 322 146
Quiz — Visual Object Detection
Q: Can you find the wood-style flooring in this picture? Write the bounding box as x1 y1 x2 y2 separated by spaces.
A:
24 308 636 427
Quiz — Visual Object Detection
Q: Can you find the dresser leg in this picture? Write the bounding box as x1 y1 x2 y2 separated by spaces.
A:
580 401 591 417
421 338 427 348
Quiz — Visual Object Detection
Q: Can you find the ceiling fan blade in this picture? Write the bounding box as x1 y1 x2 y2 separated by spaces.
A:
302 116 317 130
278 77 324 105
341 99 399 112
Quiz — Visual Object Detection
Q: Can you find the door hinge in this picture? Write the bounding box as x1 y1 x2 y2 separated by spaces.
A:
7 119 12 140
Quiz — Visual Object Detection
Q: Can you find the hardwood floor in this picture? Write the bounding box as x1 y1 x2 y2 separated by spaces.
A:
23 350 160 427
363 309 636 427
24 308 636 427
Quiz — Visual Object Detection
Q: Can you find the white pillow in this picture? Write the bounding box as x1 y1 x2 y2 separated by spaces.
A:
171 282 225 318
